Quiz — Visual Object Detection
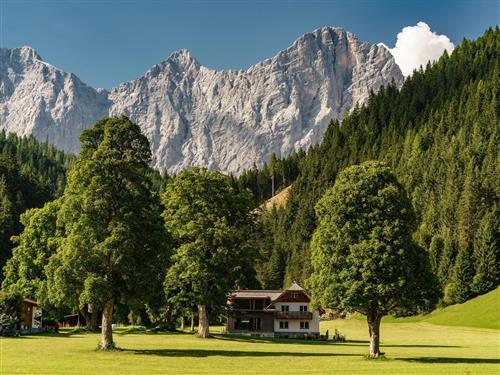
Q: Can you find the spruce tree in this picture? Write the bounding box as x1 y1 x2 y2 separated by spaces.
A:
471 209 499 294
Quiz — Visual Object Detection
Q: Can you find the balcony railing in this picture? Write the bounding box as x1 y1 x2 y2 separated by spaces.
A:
275 311 313 320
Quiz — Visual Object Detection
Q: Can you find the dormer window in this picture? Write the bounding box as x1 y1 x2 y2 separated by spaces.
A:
291 292 298 299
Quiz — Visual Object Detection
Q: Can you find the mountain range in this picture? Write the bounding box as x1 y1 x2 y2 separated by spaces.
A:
0 27 403 174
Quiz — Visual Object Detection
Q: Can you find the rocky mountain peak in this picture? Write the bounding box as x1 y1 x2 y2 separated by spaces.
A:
1 45 42 64
0 28 403 175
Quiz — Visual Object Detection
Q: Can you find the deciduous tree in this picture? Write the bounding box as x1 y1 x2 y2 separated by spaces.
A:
46 116 169 349
307 161 440 358
162 168 255 338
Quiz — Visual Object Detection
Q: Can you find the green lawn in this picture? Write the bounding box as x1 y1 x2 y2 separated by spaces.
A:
1 319 499 374
381 287 500 329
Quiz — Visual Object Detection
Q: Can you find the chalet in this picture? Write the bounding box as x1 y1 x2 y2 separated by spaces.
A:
227 282 321 338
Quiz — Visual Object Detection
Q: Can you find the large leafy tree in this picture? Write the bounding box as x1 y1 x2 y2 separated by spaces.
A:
307 161 440 358
46 116 169 349
3 199 62 302
162 168 256 338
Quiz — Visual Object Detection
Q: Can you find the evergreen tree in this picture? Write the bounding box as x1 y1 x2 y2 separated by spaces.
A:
444 243 475 304
471 209 499 294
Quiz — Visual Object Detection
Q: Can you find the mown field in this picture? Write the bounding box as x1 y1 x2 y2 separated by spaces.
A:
1 289 499 374
1 321 498 374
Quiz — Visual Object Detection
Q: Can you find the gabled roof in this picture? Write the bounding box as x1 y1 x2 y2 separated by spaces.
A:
23 298 38 306
230 282 310 302
287 282 305 291
230 290 283 301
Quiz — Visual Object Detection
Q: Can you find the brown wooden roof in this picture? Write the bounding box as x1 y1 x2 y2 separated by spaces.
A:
230 290 283 301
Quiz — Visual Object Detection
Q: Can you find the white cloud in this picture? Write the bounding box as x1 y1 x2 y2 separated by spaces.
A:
389 22 454 77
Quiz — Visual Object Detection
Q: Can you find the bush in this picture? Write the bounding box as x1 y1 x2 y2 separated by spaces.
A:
121 325 147 334
42 318 59 333
331 329 346 342
0 292 23 336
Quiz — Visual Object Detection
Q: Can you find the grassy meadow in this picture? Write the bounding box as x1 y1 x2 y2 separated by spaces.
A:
1 289 499 374
1 321 498 374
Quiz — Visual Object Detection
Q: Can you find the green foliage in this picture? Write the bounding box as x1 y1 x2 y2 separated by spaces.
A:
2 199 62 303
45 116 170 346
308 161 440 357
253 27 499 302
0 131 71 276
0 291 23 335
471 209 499 295
162 168 257 318
308 161 440 317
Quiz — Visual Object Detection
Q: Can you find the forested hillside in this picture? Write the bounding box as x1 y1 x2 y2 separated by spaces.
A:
0 131 72 274
252 27 499 305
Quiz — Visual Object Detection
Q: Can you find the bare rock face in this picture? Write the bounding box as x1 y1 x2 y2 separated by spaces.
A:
0 46 110 152
0 27 403 174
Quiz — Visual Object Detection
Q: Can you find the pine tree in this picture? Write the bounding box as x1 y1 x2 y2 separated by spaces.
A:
429 235 445 277
471 209 499 294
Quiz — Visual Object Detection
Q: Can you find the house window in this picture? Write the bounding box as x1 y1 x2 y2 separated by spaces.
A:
291 292 298 299
279 321 289 329
300 305 308 312
300 321 309 330
281 305 289 312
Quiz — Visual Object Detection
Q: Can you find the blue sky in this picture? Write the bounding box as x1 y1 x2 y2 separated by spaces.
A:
1 0 498 88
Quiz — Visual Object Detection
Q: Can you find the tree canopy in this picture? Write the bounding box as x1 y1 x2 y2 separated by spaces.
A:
46 116 170 349
162 167 256 337
307 161 440 358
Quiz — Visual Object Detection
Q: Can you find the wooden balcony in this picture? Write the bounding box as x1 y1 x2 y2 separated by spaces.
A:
275 311 313 320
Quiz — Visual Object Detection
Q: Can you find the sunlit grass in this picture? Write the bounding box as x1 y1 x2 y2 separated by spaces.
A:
1 318 498 374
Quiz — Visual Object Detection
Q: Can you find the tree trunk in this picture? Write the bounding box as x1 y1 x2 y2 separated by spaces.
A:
87 304 99 332
164 305 175 331
367 302 382 358
190 311 195 332
78 306 88 328
271 173 275 197
197 304 209 338
99 299 115 350
180 316 185 331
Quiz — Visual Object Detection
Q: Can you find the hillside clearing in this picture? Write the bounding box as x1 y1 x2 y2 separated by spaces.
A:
261 186 290 211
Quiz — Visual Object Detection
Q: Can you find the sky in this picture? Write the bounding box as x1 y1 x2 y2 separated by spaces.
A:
1 0 498 88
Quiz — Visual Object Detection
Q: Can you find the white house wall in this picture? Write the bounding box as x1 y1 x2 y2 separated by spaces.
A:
273 302 320 334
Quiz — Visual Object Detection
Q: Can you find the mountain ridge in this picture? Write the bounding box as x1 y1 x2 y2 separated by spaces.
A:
0 27 403 174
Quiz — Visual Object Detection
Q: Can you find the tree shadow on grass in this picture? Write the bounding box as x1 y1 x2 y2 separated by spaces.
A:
120 348 361 358
212 335 339 346
397 357 500 364
213 336 459 349
383 344 461 348
9 331 85 339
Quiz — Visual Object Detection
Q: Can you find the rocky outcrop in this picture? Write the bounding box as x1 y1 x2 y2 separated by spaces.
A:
0 27 403 174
